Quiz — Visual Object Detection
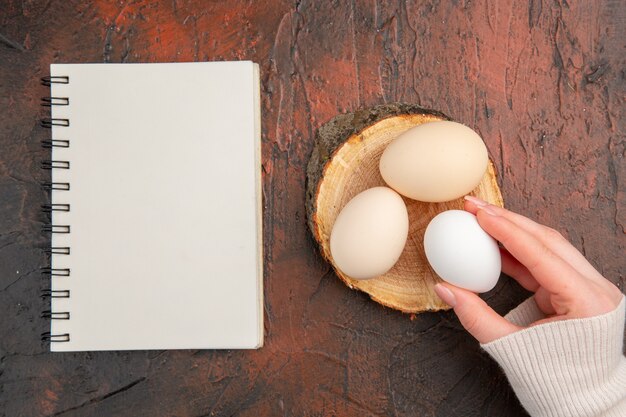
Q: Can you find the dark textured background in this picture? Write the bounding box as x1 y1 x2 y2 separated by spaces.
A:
1 1 624 416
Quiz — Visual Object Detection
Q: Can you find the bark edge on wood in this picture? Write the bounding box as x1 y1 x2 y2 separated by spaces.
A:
306 103 504 313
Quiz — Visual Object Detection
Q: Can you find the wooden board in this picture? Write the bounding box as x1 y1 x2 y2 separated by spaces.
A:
307 105 504 312
0 1 624 417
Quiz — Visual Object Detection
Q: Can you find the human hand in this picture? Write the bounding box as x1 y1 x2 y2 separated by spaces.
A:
433 195 624 344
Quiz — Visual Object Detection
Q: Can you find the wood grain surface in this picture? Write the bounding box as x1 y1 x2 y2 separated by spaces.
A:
305 107 504 313
0 1 624 416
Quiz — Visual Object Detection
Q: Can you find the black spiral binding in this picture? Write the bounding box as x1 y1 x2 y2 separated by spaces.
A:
42 224 70 234
41 140 70 149
41 289 70 298
41 118 70 128
41 76 69 86
41 160 70 170
45 247 70 255
41 182 70 191
41 204 70 213
41 75 71 344
40 267 70 277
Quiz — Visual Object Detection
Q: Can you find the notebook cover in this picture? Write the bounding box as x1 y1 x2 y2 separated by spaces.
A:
47 62 263 351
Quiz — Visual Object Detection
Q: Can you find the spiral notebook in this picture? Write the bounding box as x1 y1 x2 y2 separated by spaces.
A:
42 62 263 351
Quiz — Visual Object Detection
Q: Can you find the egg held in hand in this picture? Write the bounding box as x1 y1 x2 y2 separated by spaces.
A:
330 187 409 280
424 210 501 292
379 121 489 202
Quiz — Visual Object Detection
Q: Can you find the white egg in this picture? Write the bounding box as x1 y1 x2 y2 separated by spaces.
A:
330 187 409 280
424 210 501 292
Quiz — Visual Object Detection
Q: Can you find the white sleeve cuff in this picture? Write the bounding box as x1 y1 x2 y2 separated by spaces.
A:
503 295 547 327
481 296 626 417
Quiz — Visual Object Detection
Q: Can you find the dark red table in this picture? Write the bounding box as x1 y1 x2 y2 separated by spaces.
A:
1 1 623 416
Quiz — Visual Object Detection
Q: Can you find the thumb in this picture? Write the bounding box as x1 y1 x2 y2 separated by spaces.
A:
434 283 522 344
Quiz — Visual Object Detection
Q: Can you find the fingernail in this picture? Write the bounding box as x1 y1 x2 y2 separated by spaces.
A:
434 283 457 307
480 205 498 216
464 195 488 207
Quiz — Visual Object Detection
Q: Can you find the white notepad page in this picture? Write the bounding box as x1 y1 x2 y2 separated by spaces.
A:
48 62 262 351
